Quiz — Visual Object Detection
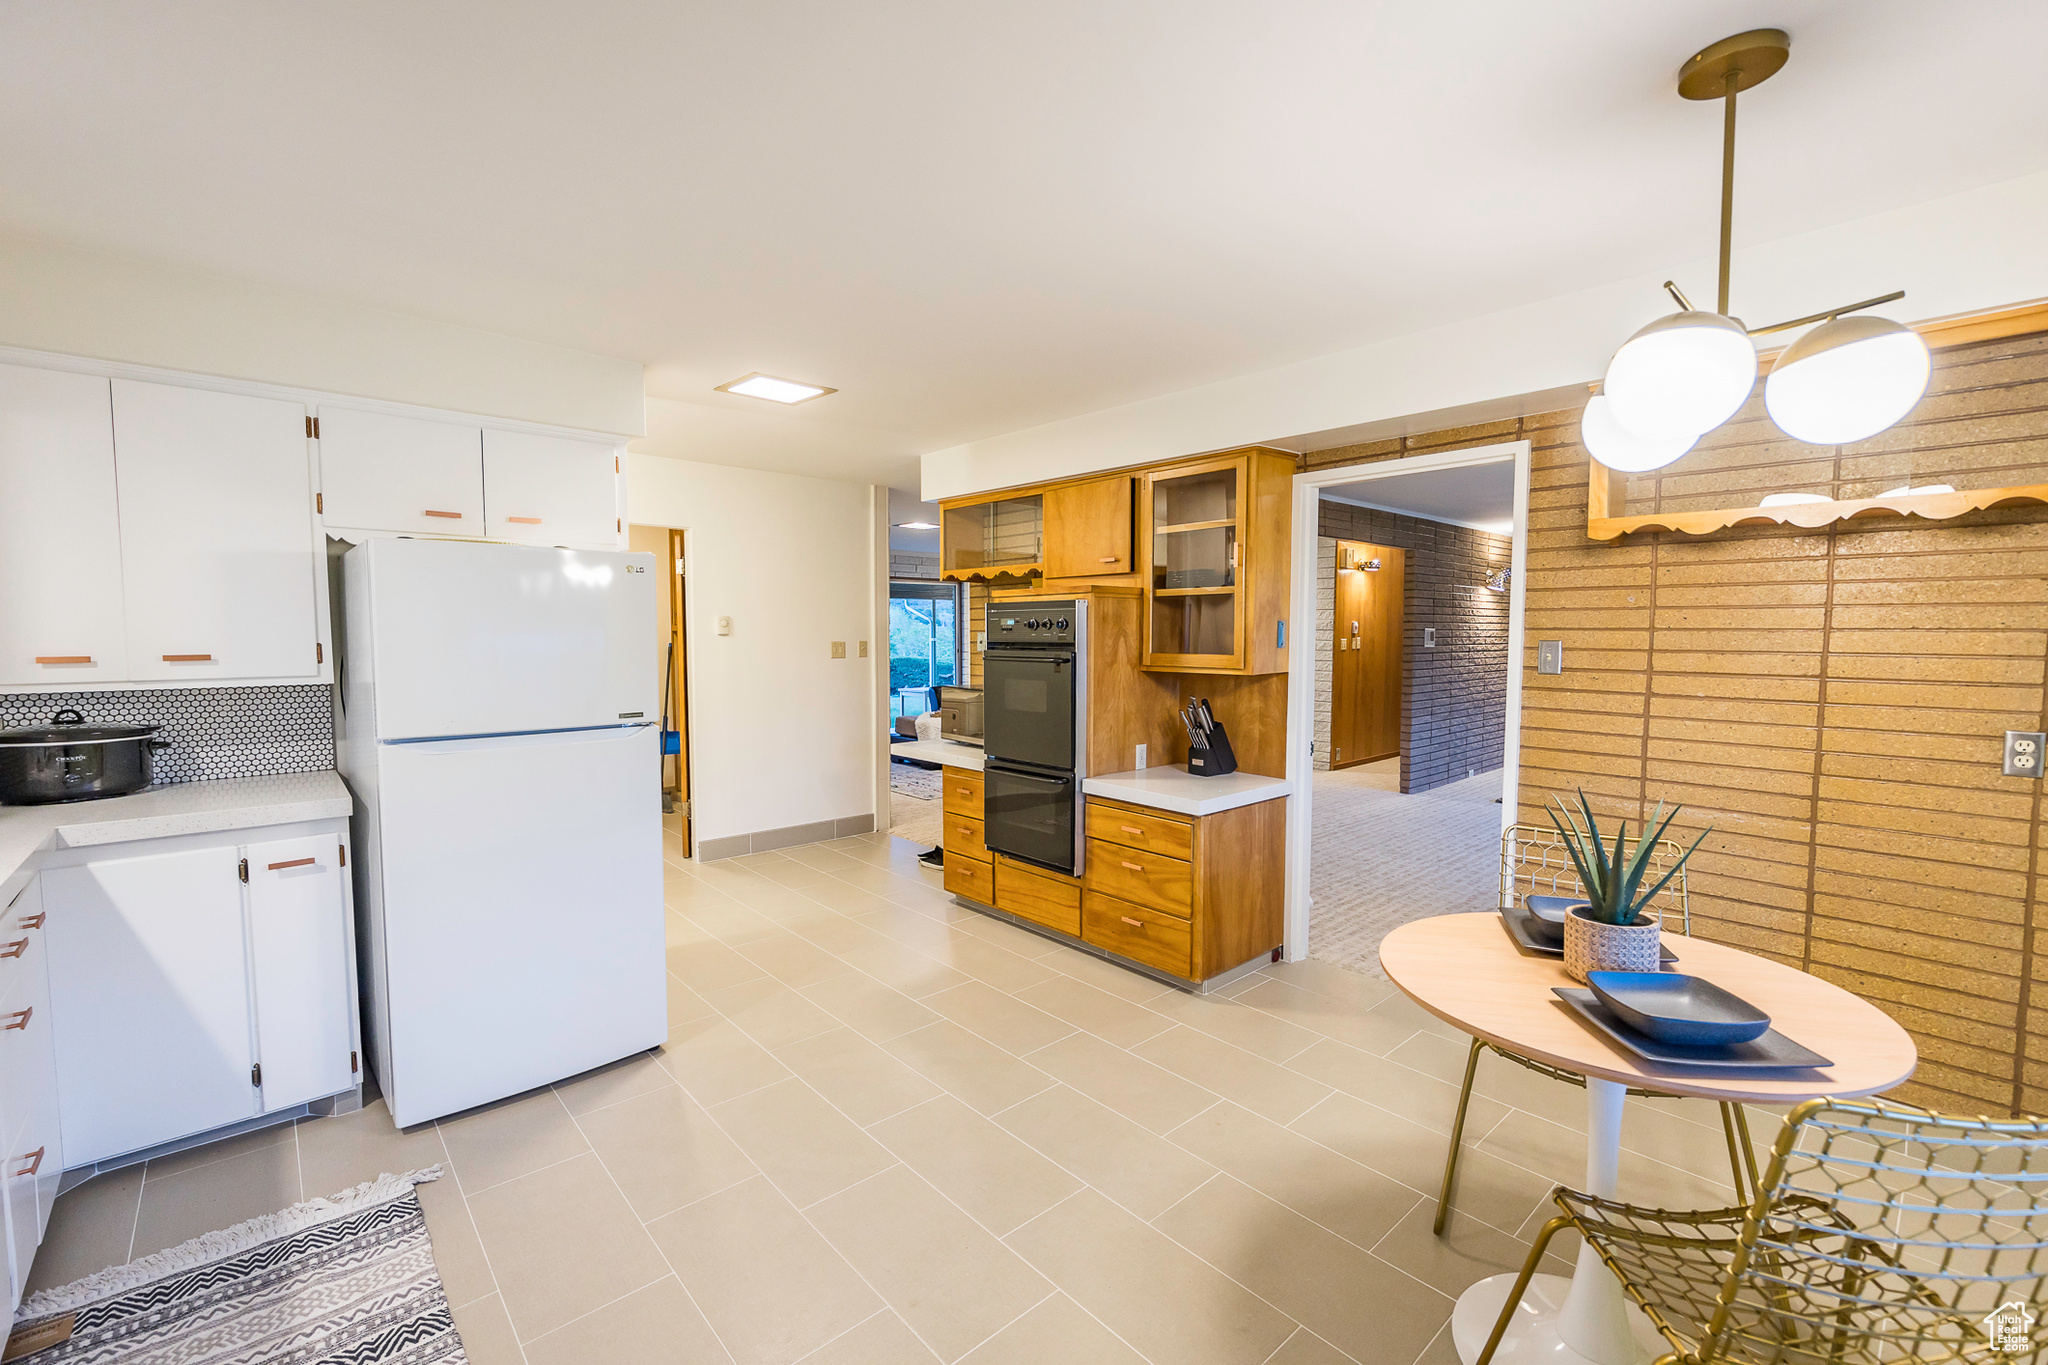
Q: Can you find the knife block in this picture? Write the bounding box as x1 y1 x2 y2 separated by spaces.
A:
1187 722 1238 777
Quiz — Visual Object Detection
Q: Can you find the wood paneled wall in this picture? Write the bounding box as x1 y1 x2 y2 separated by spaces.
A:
1304 328 2048 1115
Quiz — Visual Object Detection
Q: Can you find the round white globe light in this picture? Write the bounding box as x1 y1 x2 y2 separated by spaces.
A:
1603 310 1757 440
1580 394 1696 473
1764 314 1930 445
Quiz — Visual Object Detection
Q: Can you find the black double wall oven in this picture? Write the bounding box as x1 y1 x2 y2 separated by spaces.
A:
981 600 1087 876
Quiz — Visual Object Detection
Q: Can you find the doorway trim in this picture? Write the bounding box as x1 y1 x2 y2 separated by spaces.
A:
1281 439 1532 960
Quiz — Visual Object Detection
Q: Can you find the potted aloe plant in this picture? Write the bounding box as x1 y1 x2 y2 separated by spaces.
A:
1546 790 1711 982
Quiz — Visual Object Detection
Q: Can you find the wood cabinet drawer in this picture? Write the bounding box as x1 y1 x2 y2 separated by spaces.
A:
1085 801 1193 861
944 853 993 905
941 769 984 820
1083 892 1191 979
995 858 1081 937
943 812 988 863
1084 838 1193 919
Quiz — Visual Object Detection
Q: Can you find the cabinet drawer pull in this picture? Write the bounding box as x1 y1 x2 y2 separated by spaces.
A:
956 788 973 798
16 914 43 930
34 656 91 665
267 857 317 872
0 940 24 959
1120 824 1144 834
1120 916 1142 927
1099 556 1119 564
507 516 543 525
1120 861 1143 872
2 1007 29 1030
423 509 463 519
163 654 213 662
12 1147 43 1178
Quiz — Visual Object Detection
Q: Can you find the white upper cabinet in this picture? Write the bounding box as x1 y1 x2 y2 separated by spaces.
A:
0 366 128 686
112 380 321 683
484 430 619 548
317 407 484 534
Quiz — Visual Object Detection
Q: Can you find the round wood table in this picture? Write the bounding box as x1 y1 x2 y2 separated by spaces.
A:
1379 913 1916 1365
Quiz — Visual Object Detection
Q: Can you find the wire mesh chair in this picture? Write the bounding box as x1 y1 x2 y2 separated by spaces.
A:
1475 1096 2048 1364
1434 824 1756 1236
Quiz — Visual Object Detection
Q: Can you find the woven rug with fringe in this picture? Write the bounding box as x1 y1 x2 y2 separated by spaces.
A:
6 1167 459 1365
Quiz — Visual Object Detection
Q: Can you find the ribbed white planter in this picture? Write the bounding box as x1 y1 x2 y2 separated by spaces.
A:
1564 907 1663 982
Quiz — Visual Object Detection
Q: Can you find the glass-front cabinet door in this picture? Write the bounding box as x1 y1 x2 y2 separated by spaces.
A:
1142 453 1247 669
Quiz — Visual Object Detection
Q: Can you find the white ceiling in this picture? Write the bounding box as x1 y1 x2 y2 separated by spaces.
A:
1323 463 1517 533
4 2 2044 490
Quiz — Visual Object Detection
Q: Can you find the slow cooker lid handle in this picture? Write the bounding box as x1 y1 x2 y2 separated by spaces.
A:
50 708 83 726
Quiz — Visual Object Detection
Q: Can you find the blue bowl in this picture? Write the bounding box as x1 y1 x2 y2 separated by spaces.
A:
1586 971 1770 1046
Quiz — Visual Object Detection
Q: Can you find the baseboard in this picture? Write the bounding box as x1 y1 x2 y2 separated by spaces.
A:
697 812 875 861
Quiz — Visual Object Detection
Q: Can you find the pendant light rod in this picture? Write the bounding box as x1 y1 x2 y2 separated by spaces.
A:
1718 75 1738 314
1747 290 1907 337
1662 280 1696 311
1677 29 1790 315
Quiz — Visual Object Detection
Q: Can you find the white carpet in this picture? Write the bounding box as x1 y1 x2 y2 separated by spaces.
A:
1308 763 1504 979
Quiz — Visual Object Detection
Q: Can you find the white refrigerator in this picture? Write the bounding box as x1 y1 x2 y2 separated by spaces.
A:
338 537 666 1128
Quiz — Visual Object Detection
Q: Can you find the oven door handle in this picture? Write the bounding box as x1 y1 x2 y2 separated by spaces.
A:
992 769 1071 786
984 649 1076 664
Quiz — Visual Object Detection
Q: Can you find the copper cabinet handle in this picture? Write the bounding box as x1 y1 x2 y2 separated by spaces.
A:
2 1007 28 1030
1120 825 1144 834
1121 916 1142 927
34 656 91 665
267 857 316 871
12 1147 42 1177
1099 556 1119 564
507 516 543 525
423 510 463 519
16 914 44 930
1120 861 1143 872
163 654 213 662
0 940 24 959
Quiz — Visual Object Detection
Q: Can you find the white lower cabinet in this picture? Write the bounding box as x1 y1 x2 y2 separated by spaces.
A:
0 879 61 1311
41 829 357 1172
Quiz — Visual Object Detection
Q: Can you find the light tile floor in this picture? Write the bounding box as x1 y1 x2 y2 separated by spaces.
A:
29 828 1778 1365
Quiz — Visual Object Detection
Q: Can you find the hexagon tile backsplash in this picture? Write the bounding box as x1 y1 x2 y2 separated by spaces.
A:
0 686 334 786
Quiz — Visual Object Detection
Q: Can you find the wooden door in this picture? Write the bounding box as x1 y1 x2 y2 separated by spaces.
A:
245 834 355 1112
668 528 691 849
0 366 128 686
113 379 321 683
1043 476 1133 578
483 429 619 548
317 406 483 534
1329 541 1403 767
43 845 257 1166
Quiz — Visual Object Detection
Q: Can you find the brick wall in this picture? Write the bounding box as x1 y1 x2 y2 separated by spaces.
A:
1318 500 1512 793
890 551 940 581
1304 327 2048 1114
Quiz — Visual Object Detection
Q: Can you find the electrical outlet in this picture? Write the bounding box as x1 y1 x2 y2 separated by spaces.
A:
830 641 846 659
858 640 868 657
1423 628 1437 648
1135 743 1148 769
1537 640 1563 674
2005 731 2045 777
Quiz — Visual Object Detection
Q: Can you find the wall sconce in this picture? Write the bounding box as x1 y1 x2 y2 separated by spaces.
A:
1483 567 1511 594
1336 547 1380 572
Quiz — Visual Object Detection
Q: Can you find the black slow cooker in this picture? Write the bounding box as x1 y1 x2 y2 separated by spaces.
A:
0 709 170 804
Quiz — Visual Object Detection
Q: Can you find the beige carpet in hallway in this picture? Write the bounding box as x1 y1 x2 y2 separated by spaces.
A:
1309 764 1505 980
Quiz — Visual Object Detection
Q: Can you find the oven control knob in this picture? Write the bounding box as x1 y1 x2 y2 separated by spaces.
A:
1054 618 1069 631
1024 618 1040 630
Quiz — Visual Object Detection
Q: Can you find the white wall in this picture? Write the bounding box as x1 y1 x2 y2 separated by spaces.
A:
921 169 2048 499
626 452 883 845
0 232 645 436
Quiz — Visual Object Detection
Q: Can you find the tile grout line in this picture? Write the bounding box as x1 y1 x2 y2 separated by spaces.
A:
432 1119 534 1365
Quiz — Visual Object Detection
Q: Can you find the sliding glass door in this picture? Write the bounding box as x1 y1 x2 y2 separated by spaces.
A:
889 582 960 719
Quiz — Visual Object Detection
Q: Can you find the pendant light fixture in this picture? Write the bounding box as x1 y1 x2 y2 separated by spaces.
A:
1589 30 1925 471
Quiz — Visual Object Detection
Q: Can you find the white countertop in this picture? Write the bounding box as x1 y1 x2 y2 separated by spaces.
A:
1083 767 1290 817
892 738 985 771
0 771 354 896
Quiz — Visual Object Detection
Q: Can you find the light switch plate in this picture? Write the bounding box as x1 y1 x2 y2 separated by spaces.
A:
2005 731 2045 777
1537 640 1563 674
716 616 732 636
830 641 846 659
858 640 868 657
1423 628 1437 648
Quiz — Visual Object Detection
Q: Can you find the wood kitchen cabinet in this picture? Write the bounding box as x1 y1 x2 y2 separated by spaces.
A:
0 365 128 687
317 406 484 535
1081 796 1285 980
112 379 323 683
484 429 620 548
1140 448 1294 675
1042 476 1134 579
41 832 357 1169
940 494 1043 582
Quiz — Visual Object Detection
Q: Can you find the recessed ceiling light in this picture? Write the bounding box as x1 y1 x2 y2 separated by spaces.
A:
714 372 836 405
894 521 939 530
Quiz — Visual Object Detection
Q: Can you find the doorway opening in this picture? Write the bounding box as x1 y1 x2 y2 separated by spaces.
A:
628 524 691 853
885 579 964 847
1284 443 1530 975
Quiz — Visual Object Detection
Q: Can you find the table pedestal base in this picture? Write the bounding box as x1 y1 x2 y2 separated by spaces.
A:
1451 1271 1663 1364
